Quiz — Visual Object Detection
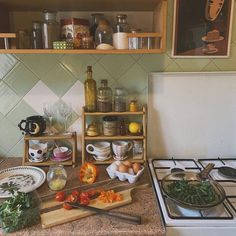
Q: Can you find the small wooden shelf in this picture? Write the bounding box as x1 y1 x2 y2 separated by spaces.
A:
23 132 77 167
84 135 145 140
82 106 147 164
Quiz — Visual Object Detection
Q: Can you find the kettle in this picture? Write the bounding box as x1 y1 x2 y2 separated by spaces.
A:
18 115 46 136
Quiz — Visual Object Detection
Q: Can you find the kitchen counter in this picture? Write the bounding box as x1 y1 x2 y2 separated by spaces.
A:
0 158 165 236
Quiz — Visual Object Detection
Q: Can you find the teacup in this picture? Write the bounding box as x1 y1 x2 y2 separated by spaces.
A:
29 143 47 162
112 141 133 160
86 141 111 161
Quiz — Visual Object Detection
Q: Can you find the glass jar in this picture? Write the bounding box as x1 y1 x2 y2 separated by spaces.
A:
129 99 138 112
95 19 113 47
17 29 30 49
114 87 126 112
97 79 112 112
31 21 43 49
132 140 143 160
42 11 60 49
115 14 130 33
47 164 67 191
90 13 104 38
118 118 127 135
84 66 97 112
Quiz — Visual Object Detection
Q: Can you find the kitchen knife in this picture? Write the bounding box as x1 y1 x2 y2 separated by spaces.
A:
65 202 141 225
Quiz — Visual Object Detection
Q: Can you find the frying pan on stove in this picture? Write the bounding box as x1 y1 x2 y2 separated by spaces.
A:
161 163 226 210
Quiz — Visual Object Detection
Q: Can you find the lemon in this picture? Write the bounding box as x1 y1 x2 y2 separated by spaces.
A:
129 122 141 134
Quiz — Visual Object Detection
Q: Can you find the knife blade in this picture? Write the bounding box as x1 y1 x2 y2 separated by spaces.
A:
65 202 141 225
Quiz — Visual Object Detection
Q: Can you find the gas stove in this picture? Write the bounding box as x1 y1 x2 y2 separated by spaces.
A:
148 157 236 236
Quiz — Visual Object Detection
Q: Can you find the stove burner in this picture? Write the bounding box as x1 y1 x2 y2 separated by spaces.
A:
171 168 184 173
218 167 236 178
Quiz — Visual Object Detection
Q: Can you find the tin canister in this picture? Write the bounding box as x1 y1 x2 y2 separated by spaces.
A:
103 116 117 136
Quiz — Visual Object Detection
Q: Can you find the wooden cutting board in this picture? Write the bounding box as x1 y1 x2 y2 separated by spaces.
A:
41 182 148 229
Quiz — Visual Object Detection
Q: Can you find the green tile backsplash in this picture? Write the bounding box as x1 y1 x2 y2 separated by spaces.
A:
0 0 236 157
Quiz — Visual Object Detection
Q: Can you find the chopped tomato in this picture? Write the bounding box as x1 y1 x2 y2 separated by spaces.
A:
71 190 80 198
80 191 89 199
79 163 98 184
63 202 72 210
80 195 90 205
55 191 66 202
66 194 77 203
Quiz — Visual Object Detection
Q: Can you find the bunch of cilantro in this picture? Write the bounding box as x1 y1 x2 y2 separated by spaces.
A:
0 190 40 233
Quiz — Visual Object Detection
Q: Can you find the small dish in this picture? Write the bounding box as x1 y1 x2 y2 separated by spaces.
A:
50 154 72 162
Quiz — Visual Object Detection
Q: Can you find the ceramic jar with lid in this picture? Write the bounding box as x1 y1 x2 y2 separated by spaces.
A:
103 116 117 136
47 164 67 191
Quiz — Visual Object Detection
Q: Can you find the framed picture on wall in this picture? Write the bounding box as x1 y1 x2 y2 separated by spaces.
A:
172 0 234 58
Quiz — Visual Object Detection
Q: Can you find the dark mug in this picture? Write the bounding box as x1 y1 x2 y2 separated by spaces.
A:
18 115 46 136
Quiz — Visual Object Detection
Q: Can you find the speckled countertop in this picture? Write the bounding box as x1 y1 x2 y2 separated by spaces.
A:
0 158 166 236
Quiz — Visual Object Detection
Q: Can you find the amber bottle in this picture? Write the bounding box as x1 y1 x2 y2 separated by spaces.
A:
84 66 97 112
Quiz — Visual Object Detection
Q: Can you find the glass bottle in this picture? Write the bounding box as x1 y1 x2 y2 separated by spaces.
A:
132 140 143 160
42 11 60 49
47 164 67 191
95 19 113 46
115 14 130 33
118 118 127 135
90 13 104 38
97 79 112 112
31 21 43 49
84 66 97 112
114 87 127 112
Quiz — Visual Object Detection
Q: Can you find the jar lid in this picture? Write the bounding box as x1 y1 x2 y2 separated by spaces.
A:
116 14 127 19
103 116 118 122
43 11 57 21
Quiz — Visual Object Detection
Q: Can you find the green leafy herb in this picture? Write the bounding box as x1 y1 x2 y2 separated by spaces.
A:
0 190 40 233
167 180 218 206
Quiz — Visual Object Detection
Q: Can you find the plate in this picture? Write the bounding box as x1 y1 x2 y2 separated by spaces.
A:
92 154 111 162
0 166 46 198
202 48 218 54
202 36 224 43
50 154 72 162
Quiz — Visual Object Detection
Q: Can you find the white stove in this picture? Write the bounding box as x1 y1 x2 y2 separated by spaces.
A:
148 157 236 236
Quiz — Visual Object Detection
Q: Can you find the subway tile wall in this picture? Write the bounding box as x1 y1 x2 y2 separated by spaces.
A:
0 0 236 157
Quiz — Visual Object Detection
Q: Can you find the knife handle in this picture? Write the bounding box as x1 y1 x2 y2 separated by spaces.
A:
106 211 141 225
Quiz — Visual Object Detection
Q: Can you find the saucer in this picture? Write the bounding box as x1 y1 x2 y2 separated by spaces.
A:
93 154 112 162
202 48 218 54
113 155 128 161
50 154 72 162
29 157 45 163
202 36 224 43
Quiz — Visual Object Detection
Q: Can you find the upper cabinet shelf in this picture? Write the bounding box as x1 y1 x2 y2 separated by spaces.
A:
0 0 167 54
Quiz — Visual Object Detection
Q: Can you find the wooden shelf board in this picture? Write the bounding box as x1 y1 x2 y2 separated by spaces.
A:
24 159 73 166
0 48 164 54
24 133 74 140
85 135 145 140
84 111 144 115
0 0 164 11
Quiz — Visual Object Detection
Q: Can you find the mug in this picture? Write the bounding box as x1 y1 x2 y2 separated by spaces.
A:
112 140 133 160
86 142 111 161
29 143 47 162
18 115 46 136
113 32 128 49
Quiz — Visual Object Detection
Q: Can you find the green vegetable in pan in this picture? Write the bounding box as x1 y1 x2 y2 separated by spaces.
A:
167 180 218 205
0 190 40 233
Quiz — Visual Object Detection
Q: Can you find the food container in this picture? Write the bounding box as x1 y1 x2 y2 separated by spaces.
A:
106 161 144 183
61 18 90 49
53 41 73 49
103 116 117 136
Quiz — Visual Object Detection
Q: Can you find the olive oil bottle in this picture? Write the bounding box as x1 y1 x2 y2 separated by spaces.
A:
84 66 97 112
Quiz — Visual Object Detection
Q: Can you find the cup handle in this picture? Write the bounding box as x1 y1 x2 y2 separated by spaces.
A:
127 142 133 152
86 144 95 154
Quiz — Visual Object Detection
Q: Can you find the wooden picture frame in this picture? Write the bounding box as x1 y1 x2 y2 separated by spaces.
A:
172 0 234 58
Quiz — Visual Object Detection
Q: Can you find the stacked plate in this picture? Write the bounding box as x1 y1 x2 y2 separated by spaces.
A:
51 146 72 162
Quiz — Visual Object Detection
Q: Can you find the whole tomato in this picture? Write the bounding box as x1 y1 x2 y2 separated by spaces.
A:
55 191 66 202
63 202 72 210
71 190 80 198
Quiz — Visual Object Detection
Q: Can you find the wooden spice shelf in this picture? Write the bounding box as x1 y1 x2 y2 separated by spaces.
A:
82 106 147 165
23 132 77 167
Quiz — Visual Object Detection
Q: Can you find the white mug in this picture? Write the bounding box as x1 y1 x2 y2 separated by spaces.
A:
86 142 111 160
112 140 133 160
113 32 129 50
